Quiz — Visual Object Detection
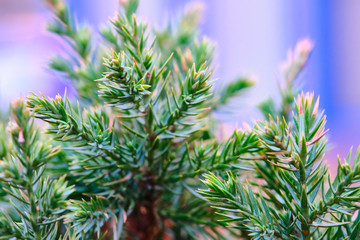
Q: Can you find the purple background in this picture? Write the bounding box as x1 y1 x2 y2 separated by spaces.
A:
1 0 360 170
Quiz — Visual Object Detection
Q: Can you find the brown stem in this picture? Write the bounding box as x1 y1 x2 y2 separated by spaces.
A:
124 173 164 240
125 200 161 240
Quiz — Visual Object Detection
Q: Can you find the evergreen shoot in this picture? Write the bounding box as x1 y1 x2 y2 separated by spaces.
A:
0 1 358 240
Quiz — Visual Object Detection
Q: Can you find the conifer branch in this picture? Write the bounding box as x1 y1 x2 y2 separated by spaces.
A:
200 172 294 239
200 93 360 239
2 1 359 239
65 197 120 239
0 100 73 239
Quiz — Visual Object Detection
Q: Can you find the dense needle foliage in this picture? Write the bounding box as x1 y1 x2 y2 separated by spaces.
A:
0 1 359 240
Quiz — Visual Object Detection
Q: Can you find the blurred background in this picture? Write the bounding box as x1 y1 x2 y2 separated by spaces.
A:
0 0 359 167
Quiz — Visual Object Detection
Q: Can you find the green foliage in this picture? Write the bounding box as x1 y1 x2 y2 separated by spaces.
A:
1 1 358 240
0 100 73 239
22 0 258 239
200 93 360 239
201 172 292 239
65 197 119 239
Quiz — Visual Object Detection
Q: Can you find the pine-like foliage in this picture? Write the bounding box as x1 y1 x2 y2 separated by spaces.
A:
0 0 254 239
1 1 359 240
0 100 73 239
199 55 360 239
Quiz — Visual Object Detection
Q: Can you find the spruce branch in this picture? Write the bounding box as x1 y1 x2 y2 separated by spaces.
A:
65 197 120 239
162 63 213 138
5 0 357 239
200 93 360 239
310 147 360 223
253 40 314 216
255 93 328 239
199 172 293 239
27 2 227 237
27 93 114 156
0 100 73 239
26 93 137 194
